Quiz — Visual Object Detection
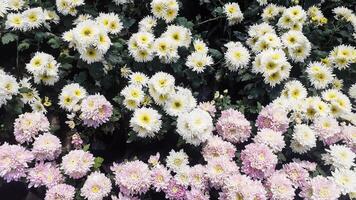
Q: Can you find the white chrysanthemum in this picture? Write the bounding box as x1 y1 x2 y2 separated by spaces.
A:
22 7 45 30
164 88 196 116
5 13 24 30
277 6 307 30
281 80 307 101
262 4 283 21
323 145 355 169
130 107 162 137
129 72 149 86
0 71 19 107
349 83 356 99
153 37 179 63
148 72 175 105
176 108 213 146
252 49 291 87
58 83 87 112
0 0 9 17
306 62 334 89
121 84 144 110
253 128 286 152
8 0 24 11
43 10 60 24
166 149 189 172
224 42 250 71
291 124 316 154
96 12 123 35
79 47 104 64
56 0 84 16
139 16 157 32
162 25 191 48
186 52 213 73
81 172 112 200
26 52 61 85
332 169 356 195
223 2 244 25
329 45 356 70
113 0 133 5
193 39 209 54
150 0 179 23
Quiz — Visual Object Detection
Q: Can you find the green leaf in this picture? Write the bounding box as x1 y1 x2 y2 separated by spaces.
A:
83 144 90 151
47 37 61 49
17 40 30 51
94 157 104 170
2 33 18 45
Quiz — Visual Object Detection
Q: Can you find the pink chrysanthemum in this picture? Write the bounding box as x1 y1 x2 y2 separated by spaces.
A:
151 164 172 192
221 174 267 200
61 150 94 179
202 136 236 161
188 164 208 191
111 193 140 200
32 133 62 161
312 116 341 145
256 104 289 133
111 160 151 196
80 94 113 128
45 184 75 200
240 143 277 179
14 112 50 144
282 162 312 187
253 128 286 152
163 179 187 200
266 172 295 200
216 108 252 143
27 162 64 188
341 125 356 152
0 143 33 182
80 172 112 200
197 101 217 117
299 176 341 200
186 188 209 200
206 156 239 188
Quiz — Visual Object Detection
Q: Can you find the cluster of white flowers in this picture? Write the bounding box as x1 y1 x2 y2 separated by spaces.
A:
25 52 61 86
186 40 213 73
58 83 87 112
252 49 292 87
281 30 311 62
277 5 307 31
0 69 19 107
56 0 84 16
63 13 123 63
247 23 282 53
6 7 59 31
128 25 191 63
224 41 250 71
150 0 179 23
329 45 356 70
223 3 244 26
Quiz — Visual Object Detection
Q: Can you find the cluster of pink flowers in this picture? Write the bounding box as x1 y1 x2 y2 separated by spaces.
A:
202 135 236 161
240 143 278 179
216 108 252 143
0 143 33 182
256 104 289 133
13 112 50 144
80 94 113 128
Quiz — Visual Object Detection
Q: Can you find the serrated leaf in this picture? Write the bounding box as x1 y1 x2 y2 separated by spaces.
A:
94 157 104 170
2 33 18 45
